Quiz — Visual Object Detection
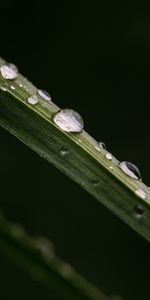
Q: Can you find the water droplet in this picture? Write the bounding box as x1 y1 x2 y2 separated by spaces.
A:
53 109 84 133
135 189 146 200
60 146 69 157
32 236 55 260
95 142 106 151
37 89 52 102
19 83 23 87
10 85 15 90
27 95 39 105
0 86 7 91
109 165 114 170
133 204 144 218
0 63 18 79
105 152 112 160
120 161 141 180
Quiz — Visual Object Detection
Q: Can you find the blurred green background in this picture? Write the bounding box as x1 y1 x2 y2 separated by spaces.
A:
0 0 150 299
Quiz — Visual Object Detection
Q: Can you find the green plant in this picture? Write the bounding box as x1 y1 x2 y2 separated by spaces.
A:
0 57 149 299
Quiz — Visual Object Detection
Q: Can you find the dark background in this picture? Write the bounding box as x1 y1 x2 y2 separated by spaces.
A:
0 0 150 299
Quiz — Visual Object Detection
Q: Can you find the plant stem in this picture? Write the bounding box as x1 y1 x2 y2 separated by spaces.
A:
0 214 105 300
0 57 150 242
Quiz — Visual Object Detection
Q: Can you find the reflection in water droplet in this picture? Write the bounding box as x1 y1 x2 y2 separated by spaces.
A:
0 86 7 91
33 236 55 260
120 161 141 180
135 189 146 199
27 95 39 105
105 152 112 160
0 63 18 79
95 142 106 151
53 109 84 133
60 146 69 157
37 89 52 102
10 85 15 90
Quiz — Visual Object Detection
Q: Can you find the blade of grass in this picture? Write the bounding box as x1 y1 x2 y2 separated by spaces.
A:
0 214 106 300
0 57 150 242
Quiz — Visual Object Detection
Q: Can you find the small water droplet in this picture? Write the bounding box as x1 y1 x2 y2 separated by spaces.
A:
109 165 114 170
27 95 39 105
53 109 84 133
135 189 146 200
0 86 7 91
120 161 141 180
10 85 15 90
133 204 144 218
95 142 106 151
60 146 69 157
105 152 112 160
0 63 18 79
19 83 23 87
37 89 52 102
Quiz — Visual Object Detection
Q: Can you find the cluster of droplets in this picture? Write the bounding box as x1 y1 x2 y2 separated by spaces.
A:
0 62 52 106
0 61 148 215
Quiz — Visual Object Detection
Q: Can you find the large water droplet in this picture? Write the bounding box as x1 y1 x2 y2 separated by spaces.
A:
37 89 52 103
0 63 18 79
53 109 84 133
27 95 39 105
135 189 146 199
120 161 141 180
95 142 106 151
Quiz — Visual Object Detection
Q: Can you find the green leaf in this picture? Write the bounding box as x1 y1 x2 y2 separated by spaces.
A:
0 214 105 300
0 57 150 243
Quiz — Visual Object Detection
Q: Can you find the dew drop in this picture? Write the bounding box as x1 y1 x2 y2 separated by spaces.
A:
105 152 112 160
109 165 114 170
53 109 84 133
0 63 18 80
135 189 146 200
133 205 144 218
27 95 39 105
120 161 141 180
95 142 106 151
10 85 15 90
37 89 52 102
0 86 7 91
19 83 23 88
60 146 69 157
